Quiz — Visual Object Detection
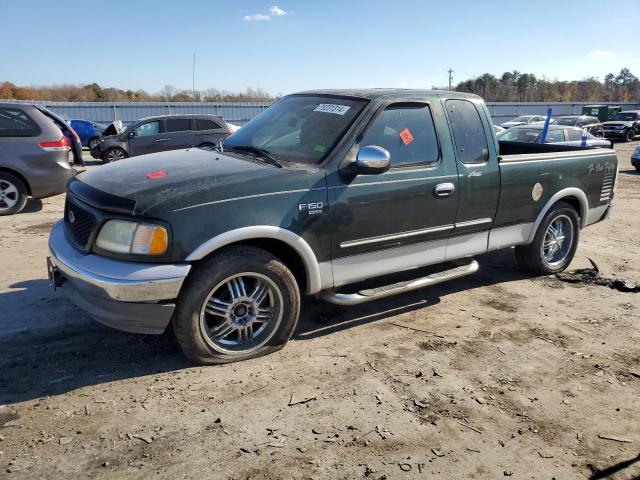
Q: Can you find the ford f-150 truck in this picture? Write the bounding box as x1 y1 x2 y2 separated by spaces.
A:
47 90 618 365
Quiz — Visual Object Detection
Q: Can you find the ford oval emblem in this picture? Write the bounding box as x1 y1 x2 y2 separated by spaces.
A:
68 210 76 224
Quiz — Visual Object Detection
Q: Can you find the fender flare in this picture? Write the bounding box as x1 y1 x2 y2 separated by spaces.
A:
527 187 588 243
185 226 324 294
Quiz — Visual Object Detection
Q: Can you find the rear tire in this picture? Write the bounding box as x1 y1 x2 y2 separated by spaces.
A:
0 172 28 216
514 201 580 275
173 246 300 365
102 147 128 164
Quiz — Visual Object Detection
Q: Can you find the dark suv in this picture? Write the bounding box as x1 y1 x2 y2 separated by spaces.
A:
602 110 640 142
0 103 82 215
553 115 603 137
91 114 233 163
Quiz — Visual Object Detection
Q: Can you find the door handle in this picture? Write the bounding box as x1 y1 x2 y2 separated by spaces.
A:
434 183 455 197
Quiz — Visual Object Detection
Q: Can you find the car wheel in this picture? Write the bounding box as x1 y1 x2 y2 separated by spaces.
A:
0 172 28 216
514 201 580 275
173 246 300 365
625 129 635 142
102 147 128 164
88 137 100 150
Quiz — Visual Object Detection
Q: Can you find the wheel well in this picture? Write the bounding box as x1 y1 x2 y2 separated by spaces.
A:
197 239 308 293
0 167 31 195
558 196 582 221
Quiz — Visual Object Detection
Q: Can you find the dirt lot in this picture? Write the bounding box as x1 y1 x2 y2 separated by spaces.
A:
1 143 639 480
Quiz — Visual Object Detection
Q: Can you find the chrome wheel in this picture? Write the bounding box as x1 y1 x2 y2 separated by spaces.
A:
0 179 19 211
106 149 125 162
541 214 574 267
199 272 283 355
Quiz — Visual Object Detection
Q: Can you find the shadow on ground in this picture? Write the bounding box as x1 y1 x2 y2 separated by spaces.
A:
0 249 532 405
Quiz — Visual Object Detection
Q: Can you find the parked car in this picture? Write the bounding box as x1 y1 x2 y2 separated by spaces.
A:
553 115 604 137
496 124 611 147
632 144 640 172
90 114 233 163
0 103 81 215
48 89 617 365
500 115 547 129
601 110 640 142
67 119 107 149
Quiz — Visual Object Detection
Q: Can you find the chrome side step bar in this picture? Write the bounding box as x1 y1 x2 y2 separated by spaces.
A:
319 260 479 306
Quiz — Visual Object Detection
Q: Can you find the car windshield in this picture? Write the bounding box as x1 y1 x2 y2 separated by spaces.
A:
511 116 532 122
224 95 368 165
555 117 578 126
497 128 541 143
611 112 636 121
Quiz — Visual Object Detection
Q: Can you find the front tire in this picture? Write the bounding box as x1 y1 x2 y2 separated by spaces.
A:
0 173 28 216
515 201 580 275
173 246 300 365
625 129 635 142
102 147 128 164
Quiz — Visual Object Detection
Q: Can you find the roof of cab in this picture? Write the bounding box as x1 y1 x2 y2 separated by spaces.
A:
294 88 482 101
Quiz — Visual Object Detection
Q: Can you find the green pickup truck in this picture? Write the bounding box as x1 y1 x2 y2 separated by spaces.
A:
48 89 618 364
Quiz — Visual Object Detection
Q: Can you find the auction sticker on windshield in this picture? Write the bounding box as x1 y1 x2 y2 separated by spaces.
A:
314 104 351 115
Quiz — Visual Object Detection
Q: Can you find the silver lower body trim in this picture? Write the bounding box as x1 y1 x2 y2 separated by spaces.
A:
585 204 610 226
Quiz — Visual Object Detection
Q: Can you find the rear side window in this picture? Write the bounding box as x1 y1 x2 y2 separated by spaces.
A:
195 119 222 131
445 100 489 164
567 129 585 141
545 129 565 143
0 108 41 137
360 103 439 167
165 118 192 132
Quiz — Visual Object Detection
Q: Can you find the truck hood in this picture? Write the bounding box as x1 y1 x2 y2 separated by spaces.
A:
602 121 633 127
74 148 324 216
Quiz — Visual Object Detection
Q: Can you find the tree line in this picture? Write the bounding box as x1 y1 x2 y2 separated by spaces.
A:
0 82 276 103
454 68 639 102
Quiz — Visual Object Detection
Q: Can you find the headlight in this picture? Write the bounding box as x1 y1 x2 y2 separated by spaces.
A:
96 220 168 255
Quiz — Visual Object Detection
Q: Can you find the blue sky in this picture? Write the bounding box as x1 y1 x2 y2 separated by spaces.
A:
1 0 639 95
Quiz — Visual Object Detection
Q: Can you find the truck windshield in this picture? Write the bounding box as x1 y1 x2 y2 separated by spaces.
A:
611 112 636 121
224 95 367 165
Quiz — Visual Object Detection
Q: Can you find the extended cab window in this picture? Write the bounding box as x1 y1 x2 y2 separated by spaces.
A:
165 118 191 132
135 121 161 137
360 103 439 167
0 108 40 137
445 100 489 164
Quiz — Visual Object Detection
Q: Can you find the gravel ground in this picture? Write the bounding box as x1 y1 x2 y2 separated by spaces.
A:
0 143 639 479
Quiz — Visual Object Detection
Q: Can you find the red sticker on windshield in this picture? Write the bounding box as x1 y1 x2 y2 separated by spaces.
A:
146 170 167 180
399 128 414 145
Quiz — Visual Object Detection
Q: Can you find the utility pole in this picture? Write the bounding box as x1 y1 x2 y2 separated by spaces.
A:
447 68 453 91
192 53 196 99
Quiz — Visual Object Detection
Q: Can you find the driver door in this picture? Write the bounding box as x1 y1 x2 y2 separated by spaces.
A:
327 100 459 286
128 120 165 156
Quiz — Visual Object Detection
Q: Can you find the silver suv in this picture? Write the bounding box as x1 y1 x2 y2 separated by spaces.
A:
0 103 81 215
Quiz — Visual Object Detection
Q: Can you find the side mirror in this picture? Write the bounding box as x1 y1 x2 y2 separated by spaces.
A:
128 131 135 139
354 145 390 175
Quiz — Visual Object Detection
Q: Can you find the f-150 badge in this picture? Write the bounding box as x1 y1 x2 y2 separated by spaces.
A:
299 202 324 215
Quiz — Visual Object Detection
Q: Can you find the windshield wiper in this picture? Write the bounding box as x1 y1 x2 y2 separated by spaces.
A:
228 145 283 168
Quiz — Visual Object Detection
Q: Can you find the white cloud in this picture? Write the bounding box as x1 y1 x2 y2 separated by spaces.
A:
588 50 617 61
243 13 271 21
269 5 287 16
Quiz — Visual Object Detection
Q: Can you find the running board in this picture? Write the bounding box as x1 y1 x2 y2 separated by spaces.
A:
319 260 479 306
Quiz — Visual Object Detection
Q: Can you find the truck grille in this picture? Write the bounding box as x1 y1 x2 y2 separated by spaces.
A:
64 198 97 249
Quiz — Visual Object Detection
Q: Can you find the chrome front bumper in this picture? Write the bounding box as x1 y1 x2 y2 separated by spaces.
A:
48 221 191 334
